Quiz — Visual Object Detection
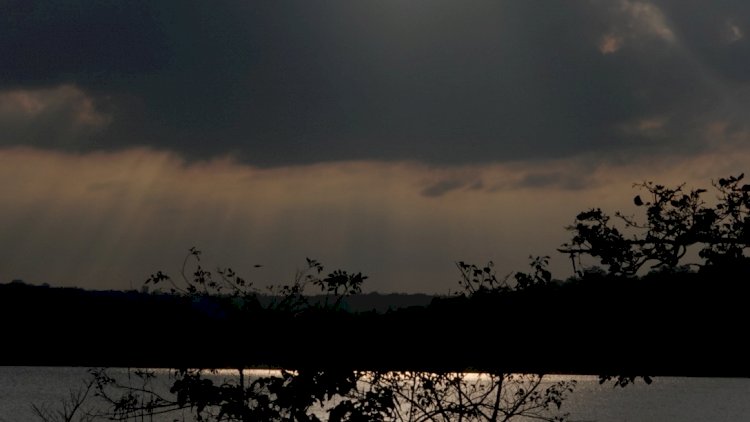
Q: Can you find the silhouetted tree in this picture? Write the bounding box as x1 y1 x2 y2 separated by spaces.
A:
45 249 577 421
559 174 750 276
84 368 575 421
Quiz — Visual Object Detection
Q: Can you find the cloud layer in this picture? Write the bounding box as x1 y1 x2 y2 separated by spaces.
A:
2 1 750 165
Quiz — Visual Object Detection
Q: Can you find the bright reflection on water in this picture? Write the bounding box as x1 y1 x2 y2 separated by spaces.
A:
2 367 750 421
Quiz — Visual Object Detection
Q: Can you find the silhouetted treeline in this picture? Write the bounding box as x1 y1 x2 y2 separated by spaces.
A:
2 271 749 377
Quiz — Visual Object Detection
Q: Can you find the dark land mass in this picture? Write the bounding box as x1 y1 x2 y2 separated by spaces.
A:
2 271 749 377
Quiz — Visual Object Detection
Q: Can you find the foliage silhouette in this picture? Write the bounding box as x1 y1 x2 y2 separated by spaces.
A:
455 255 552 296
559 174 750 276
81 368 576 422
37 250 578 421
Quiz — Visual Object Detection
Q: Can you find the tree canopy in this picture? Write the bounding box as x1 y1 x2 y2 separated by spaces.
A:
559 174 750 276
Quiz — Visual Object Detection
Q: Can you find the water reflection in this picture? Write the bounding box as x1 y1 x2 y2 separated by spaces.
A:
3 367 750 421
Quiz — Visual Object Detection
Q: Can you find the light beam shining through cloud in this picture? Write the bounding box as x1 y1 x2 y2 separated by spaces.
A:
2 146 749 292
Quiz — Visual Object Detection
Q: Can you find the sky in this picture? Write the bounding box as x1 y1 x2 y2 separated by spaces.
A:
2 0 750 293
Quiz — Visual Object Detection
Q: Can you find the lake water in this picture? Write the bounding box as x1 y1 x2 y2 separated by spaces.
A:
1 366 749 421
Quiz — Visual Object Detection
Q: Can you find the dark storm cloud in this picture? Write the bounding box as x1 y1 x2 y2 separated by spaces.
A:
0 1 170 86
2 1 750 165
655 0 750 81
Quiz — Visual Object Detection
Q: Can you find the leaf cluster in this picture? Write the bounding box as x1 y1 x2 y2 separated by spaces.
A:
559 174 750 276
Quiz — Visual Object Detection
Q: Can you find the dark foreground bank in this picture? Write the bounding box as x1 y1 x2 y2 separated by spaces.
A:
2 271 748 377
